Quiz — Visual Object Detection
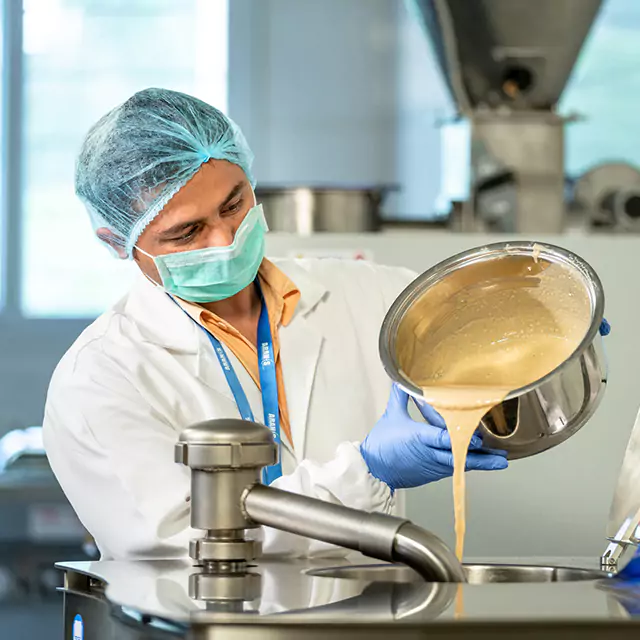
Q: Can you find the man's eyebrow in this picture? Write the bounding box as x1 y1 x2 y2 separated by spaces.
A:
157 218 205 239
219 182 245 209
156 182 246 238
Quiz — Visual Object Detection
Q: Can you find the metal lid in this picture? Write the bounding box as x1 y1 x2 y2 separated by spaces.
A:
178 420 274 446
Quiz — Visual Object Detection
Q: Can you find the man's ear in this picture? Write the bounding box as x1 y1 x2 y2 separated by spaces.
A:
96 227 127 259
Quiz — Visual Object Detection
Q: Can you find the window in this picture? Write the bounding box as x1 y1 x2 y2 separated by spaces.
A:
0 2 4 310
21 0 228 317
561 0 640 176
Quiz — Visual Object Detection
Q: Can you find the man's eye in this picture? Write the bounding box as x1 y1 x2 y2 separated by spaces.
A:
174 227 198 243
224 199 243 215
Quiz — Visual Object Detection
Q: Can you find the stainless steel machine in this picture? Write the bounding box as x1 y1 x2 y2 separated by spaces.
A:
254 186 394 234
57 418 640 638
413 0 603 233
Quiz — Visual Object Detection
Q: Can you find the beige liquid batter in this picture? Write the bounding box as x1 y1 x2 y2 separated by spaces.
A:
397 253 591 561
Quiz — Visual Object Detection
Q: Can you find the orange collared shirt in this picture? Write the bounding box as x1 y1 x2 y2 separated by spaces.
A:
176 259 300 448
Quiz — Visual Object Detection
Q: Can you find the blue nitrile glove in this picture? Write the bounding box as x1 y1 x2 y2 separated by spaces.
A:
606 548 640 616
600 318 611 337
616 547 640 582
360 383 508 491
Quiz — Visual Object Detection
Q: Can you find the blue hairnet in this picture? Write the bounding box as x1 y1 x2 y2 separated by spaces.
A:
75 87 255 259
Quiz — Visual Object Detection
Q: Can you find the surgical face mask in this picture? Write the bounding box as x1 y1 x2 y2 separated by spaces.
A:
136 204 268 303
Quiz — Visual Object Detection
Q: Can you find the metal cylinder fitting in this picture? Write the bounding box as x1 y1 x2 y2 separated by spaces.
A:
189 571 262 602
176 419 277 564
176 419 277 531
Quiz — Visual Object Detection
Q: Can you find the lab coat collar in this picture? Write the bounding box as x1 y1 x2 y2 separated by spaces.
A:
123 276 200 353
270 260 328 458
272 259 327 319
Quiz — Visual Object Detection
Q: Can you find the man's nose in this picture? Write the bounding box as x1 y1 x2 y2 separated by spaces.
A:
206 225 235 248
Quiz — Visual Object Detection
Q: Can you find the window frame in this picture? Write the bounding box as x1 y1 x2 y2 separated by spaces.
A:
1 0 24 321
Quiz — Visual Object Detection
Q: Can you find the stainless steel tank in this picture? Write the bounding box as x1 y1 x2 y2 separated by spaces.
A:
379 241 607 459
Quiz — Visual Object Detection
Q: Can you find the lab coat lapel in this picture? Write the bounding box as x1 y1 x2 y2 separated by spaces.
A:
194 259 328 460
124 275 200 353
279 316 323 461
276 262 328 461
194 332 236 404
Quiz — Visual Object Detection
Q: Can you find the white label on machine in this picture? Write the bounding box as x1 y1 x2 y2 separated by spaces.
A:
287 248 374 261
27 504 85 542
72 614 84 640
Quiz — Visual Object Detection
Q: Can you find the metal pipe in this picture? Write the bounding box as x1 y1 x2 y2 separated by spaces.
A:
393 523 465 582
242 484 465 583
177 419 464 583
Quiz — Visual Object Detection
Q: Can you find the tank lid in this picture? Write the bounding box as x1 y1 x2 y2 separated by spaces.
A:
178 419 273 446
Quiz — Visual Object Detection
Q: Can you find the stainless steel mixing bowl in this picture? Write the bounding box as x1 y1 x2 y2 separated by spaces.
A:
379 241 607 459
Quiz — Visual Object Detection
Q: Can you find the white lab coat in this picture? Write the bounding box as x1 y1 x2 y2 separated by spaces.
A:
43 258 416 560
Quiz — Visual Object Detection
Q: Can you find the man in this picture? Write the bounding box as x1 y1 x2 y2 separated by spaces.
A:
43 88 507 561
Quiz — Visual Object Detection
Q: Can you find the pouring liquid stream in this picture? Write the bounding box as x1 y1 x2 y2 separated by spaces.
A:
420 388 509 560
404 256 591 564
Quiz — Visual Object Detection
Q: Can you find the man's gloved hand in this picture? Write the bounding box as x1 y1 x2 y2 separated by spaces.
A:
615 546 640 581
600 318 611 337
360 383 508 491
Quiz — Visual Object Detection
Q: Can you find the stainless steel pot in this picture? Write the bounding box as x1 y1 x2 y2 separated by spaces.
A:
255 186 395 234
379 241 607 459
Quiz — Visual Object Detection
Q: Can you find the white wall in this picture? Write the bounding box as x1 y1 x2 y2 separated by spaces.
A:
228 0 452 218
393 0 455 218
229 0 401 186
266 231 636 560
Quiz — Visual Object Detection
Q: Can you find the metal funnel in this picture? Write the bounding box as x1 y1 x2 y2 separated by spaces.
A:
411 0 603 112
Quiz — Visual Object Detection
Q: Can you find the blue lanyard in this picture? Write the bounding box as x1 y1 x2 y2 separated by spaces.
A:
171 287 283 484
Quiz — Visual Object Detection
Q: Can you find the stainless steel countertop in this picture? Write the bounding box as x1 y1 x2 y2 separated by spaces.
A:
57 555 640 627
